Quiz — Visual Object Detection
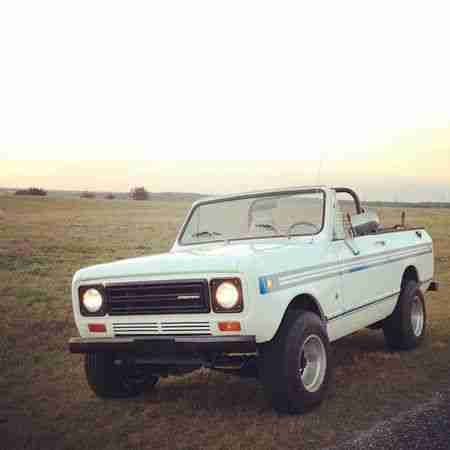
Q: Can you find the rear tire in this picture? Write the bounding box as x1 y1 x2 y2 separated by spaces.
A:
383 280 427 350
259 311 333 414
85 353 159 398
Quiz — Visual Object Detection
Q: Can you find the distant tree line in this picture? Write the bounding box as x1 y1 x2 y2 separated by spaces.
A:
81 192 118 199
15 187 47 196
130 187 150 200
79 187 151 200
80 191 96 199
366 201 450 209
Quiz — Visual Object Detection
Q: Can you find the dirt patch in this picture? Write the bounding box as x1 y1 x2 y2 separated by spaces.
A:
31 319 67 337
5 239 34 258
432 341 448 350
14 240 33 257
0 240 36 271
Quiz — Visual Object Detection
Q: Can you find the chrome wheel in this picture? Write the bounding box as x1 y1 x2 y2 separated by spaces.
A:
299 334 327 393
411 295 424 337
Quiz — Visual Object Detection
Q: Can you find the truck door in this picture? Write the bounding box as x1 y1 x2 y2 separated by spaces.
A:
333 191 380 313
338 233 386 312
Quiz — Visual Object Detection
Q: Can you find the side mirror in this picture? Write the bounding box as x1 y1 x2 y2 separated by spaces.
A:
351 210 380 236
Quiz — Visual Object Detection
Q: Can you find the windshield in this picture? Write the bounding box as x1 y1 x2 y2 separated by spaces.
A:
180 190 325 245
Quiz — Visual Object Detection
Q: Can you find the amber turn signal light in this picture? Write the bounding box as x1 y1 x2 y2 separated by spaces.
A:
218 321 241 332
88 323 107 333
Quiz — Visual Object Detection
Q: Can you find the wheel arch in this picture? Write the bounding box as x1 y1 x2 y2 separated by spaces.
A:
286 293 325 320
401 265 419 290
268 293 326 343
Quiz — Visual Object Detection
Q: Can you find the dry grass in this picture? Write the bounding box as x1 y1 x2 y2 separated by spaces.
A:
0 196 449 450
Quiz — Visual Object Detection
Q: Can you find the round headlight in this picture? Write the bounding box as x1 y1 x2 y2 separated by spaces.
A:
215 282 240 309
82 288 103 313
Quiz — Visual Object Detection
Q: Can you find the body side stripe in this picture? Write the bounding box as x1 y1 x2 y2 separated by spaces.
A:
261 249 432 293
276 242 431 284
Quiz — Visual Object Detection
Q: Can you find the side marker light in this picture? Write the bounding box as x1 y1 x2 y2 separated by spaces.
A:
218 321 241 332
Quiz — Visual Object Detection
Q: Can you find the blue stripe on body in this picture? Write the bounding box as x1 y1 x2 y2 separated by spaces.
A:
259 247 432 295
349 265 369 273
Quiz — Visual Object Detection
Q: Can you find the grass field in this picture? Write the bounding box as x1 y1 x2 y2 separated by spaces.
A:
1 196 449 450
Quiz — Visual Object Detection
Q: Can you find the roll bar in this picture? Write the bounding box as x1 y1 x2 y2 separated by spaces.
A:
334 187 363 214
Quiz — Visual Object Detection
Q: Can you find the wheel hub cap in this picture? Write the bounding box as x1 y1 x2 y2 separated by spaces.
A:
411 295 424 337
299 335 327 393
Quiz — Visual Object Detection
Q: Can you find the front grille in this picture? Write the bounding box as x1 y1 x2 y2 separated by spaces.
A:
105 280 211 316
112 321 211 336
160 321 211 335
113 322 159 335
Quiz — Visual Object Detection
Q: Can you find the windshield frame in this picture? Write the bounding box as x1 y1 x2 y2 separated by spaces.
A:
177 188 327 247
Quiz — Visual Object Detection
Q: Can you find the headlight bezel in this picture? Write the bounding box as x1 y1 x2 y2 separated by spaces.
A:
210 278 244 313
78 285 106 317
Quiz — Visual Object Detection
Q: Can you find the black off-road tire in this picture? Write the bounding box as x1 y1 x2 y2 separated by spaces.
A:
383 280 427 351
85 353 159 398
259 311 333 414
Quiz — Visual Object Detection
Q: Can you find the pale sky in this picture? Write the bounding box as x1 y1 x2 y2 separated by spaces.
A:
0 1 449 201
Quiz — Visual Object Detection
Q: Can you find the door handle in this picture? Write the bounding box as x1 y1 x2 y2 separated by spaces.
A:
375 240 387 247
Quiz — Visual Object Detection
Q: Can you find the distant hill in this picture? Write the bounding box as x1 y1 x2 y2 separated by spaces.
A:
0 188 205 202
1 187 449 208
149 192 206 201
364 201 450 209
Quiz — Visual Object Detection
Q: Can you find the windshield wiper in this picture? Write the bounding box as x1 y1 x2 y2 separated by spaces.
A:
255 224 275 231
192 231 223 239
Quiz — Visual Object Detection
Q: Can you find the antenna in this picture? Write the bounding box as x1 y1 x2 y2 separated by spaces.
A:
316 150 326 185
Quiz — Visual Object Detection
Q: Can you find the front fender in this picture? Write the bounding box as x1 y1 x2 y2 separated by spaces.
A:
245 277 339 343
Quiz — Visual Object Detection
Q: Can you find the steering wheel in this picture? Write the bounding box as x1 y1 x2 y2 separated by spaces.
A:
287 221 320 236
253 223 282 235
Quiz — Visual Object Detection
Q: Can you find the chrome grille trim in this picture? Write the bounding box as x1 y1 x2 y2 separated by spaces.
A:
112 322 158 335
112 321 211 336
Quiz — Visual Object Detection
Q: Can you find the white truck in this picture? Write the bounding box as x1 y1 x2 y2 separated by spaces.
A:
69 186 439 413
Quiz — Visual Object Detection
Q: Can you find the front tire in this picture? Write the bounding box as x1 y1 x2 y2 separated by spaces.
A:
85 353 159 398
383 280 427 350
260 311 333 414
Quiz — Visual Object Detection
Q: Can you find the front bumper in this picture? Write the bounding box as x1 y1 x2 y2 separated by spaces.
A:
69 335 257 356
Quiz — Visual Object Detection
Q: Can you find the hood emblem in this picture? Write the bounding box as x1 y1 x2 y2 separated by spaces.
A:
177 295 200 300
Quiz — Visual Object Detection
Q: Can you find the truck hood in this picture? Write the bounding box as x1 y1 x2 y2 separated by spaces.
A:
74 239 326 282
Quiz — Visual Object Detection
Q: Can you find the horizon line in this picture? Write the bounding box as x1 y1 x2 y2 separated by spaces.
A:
1 186 449 206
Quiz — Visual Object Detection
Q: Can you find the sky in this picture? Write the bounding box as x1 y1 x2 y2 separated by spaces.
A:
0 1 449 201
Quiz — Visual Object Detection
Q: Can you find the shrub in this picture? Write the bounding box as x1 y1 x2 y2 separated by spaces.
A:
80 191 96 199
130 187 150 201
105 193 116 200
15 187 47 196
